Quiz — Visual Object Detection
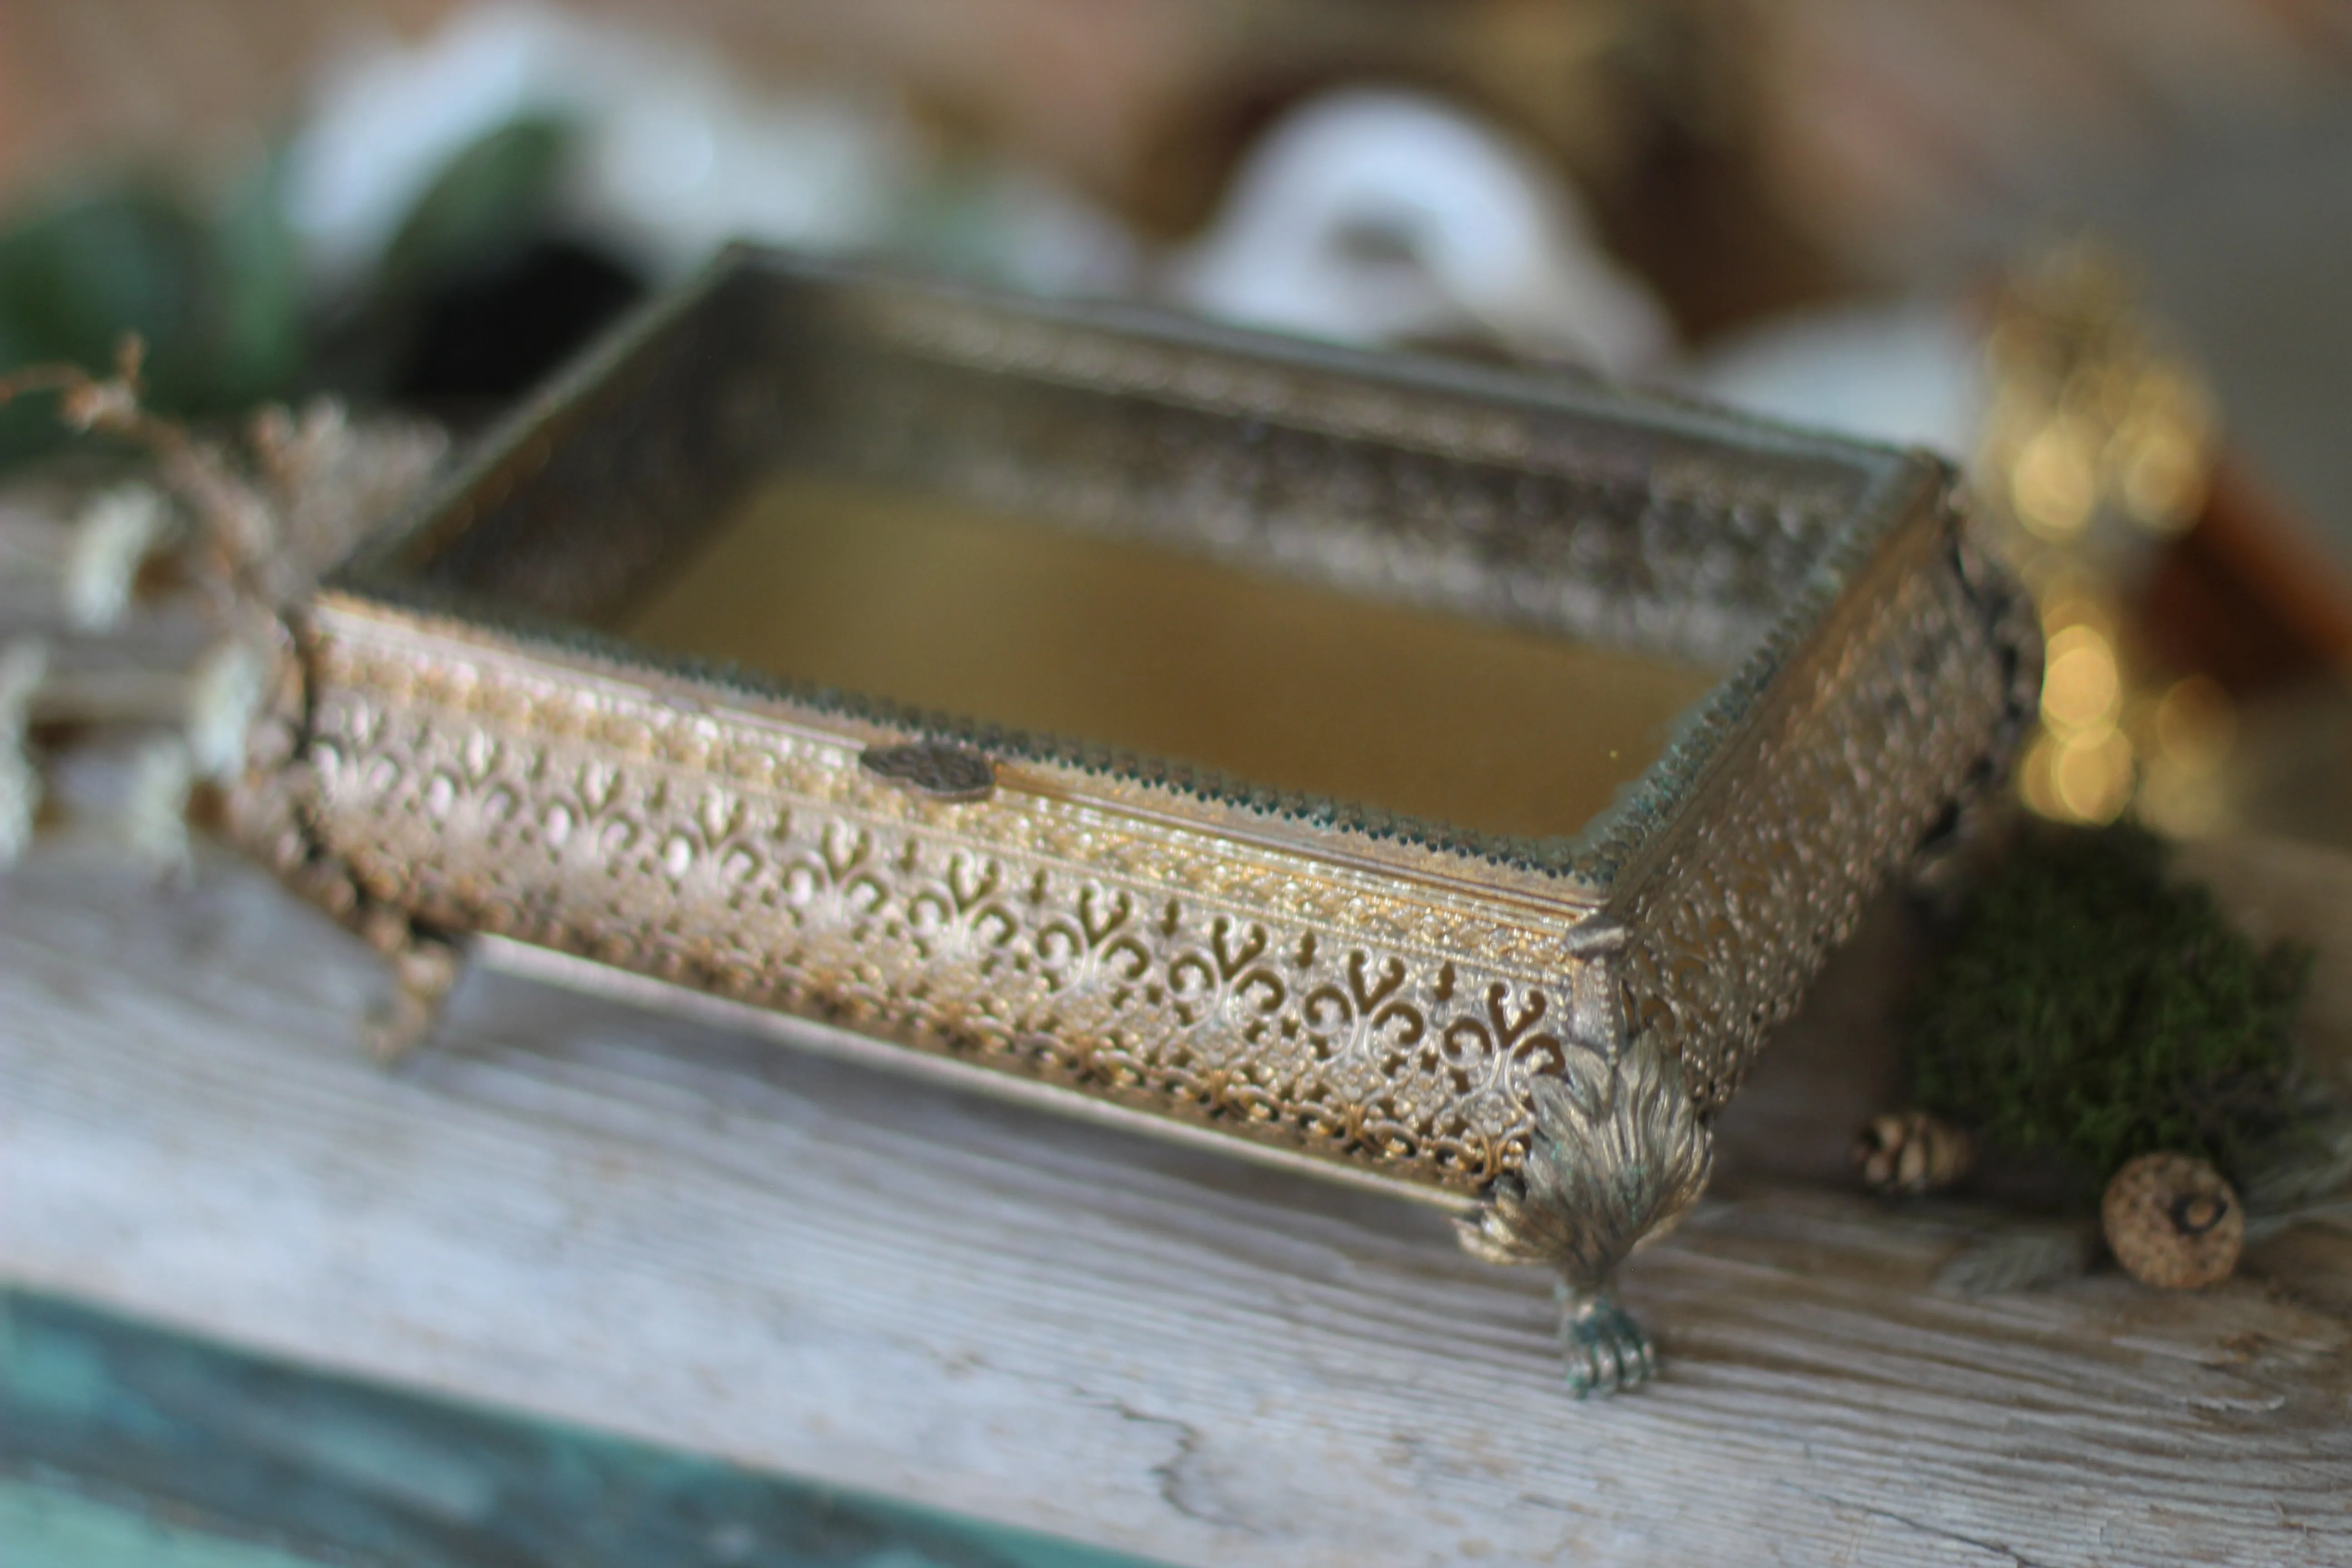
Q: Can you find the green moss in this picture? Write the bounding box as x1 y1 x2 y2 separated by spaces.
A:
1908 823 2311 1190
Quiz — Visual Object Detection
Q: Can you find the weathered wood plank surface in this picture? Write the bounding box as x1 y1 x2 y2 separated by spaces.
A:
4 833 2350 1567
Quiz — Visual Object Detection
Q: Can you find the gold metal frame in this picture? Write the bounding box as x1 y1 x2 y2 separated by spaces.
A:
230 248 2038 1393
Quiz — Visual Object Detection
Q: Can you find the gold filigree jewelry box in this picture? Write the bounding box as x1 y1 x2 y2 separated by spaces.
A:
231 247 2037 1394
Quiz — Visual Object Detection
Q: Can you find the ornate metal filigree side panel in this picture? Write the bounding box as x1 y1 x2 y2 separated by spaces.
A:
299 603 1630 1196
1606 500 2042 1114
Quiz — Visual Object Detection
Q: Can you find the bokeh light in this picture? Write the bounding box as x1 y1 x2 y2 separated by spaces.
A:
1978 244 2233 835
2040 623 2122 733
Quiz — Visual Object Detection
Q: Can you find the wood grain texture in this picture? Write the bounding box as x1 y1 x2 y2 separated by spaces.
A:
2 1289 1155 1568
4 833 2350 1567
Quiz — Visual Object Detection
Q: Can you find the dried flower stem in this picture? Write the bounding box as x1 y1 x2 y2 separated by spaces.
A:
1 335 441 885
0 338 282 618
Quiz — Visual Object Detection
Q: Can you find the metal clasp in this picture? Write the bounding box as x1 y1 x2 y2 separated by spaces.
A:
859 740 997 803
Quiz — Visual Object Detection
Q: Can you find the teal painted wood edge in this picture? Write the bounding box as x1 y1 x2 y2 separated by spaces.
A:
0 1480 337 1568
0 1289 1166 1568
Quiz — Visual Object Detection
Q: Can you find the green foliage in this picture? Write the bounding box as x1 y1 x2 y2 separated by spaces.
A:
204 148 309 408
0 161 308 464
0 186 209 461
1908 823 2311 1189
0 116 575 467
377 117 573 293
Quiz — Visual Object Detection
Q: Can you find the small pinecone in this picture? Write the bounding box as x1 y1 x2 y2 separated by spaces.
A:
1853 1110 1977 1196
2103 1152 2243 1289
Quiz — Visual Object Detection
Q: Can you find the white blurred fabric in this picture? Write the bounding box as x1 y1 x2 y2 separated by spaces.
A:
1167 89 1673 378
283 3 914 289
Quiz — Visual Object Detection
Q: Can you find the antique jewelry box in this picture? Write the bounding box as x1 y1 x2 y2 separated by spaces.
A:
230 247 2037 1394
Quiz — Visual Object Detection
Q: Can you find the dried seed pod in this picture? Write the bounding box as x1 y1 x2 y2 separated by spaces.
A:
2103 1152 2243 1289
1853 1110 1977 1196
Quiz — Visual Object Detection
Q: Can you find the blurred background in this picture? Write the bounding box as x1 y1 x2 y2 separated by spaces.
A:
4 0 2350 845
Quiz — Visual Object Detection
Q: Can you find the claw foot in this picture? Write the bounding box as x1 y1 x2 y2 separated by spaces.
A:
1558 1285 1656 1398
358 910 461 1063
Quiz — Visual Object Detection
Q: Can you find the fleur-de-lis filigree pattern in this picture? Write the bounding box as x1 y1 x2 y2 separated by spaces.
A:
295 620 1645 1191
